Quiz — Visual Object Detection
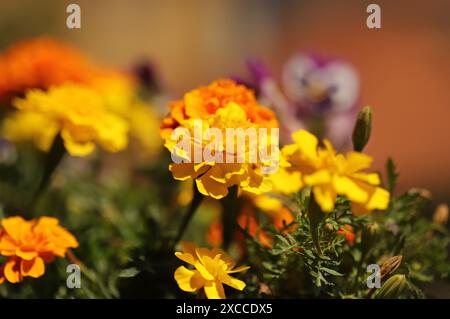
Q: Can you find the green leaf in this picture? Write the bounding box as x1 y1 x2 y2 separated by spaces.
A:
118 267 140 278
386 158 399 193
321 267 343 277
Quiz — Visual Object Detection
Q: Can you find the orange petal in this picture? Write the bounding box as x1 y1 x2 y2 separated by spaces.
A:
4 258 22 283
21 257 45 278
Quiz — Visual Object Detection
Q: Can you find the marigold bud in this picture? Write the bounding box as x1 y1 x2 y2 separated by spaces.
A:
433 204 448 225
375 274 407 299
352 106 372 152
380 255 403 280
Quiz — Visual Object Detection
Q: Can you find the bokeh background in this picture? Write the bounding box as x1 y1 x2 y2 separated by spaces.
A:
1 0 449 205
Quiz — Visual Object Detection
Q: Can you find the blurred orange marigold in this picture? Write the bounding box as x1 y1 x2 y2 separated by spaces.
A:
160 79 278 139
0 38 106 100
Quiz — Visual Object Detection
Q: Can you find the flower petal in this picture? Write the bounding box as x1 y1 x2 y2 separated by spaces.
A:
4 258 22 283
21 256 45 278
204 280 225 299
221 274 246 291
174 266 204 292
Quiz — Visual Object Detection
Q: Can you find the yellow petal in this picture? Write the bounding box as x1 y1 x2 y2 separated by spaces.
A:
366 187 390 210
345 152 373 172
193 261 215 281
333 176 369 203
221 274 246 291
227 265 250 274
204 280 226 299
61 128 95 156
303 170 331 185
292 130 319 160
195 174 229 199
312 185 336 212
174 266 205 292
351 172 380 185
174 252 196 265
169 163 198 181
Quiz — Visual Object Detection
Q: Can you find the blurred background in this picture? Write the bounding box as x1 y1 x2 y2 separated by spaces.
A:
0 0 449 204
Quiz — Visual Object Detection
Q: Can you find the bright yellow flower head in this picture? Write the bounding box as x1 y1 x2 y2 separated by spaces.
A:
166 102 278 199
0 216 78 284
162 80 281 199
282 129 390 215
3 84 129 156
174 242 249 299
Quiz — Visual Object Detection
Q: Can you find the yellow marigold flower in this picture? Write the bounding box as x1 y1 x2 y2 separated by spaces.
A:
0 37 104 101
0 216 78 284
166 102 277 199
4 84 129 156
174 242 249 299
162 80 280 199
282 129 389 215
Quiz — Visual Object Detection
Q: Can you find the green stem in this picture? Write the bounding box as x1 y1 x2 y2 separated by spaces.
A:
307 192 324 256
27 134 66 213
67 250 112 298
172 185 203 247
220 186 239 251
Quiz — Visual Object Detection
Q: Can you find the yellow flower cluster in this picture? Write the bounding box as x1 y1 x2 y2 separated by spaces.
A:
4 84 129 156
174 242 249 299
282 129 389 214
162 80 279 199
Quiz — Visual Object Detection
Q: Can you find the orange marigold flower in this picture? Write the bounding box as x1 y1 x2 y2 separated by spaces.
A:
0 37 113 101
0 216 78 284
337 224 356 246
160 79 278 139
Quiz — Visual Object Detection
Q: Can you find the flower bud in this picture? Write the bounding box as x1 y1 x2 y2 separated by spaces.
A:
433 204 449 225
409 188 432 199
375 274 407 299
380 255 403 280
352 106 372 152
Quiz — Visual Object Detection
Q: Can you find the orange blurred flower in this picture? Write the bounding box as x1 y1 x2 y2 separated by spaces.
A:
0 37 115 101
206 204 295 249
337 224 356 246
237 209 274 248
160 79 278 139
0 216 78 284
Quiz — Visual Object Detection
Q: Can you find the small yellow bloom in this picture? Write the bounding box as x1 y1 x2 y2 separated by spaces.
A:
282 129 389 214
174 242 249 299
3 84 129 156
